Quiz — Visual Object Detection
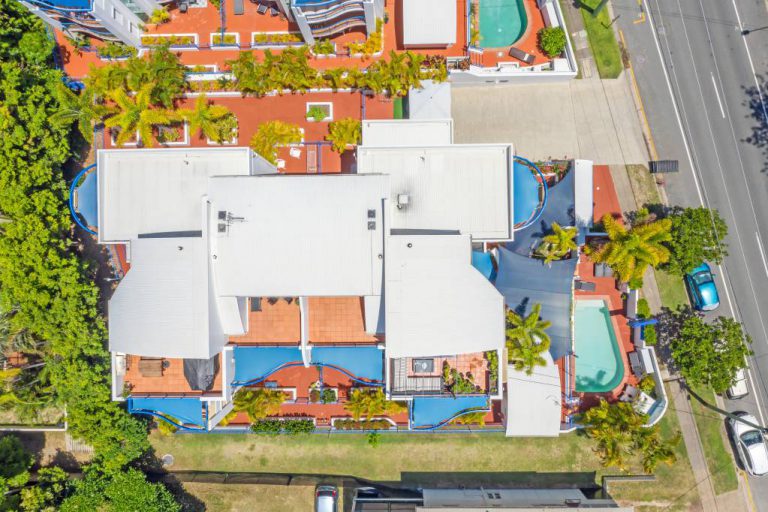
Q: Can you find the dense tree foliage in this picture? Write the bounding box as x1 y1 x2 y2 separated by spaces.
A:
663 207 728 275
664 310 751 393
505 304 552 375
538 26 567 58
583 400 679 473
587 211 672 288
0 3 179 508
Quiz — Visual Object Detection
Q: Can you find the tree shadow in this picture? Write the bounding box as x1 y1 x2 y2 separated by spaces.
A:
742 75 768 173
139 444 207 512
653 306 699 373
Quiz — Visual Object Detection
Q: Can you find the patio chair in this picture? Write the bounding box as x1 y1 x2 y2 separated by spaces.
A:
179 0 189 13
256 3 268 14
574 280 596 292
289 147 302 159
234 0 245 15
269 6 279 16
509 46 535 65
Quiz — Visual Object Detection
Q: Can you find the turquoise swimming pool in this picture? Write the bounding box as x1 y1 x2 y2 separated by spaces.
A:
574 300 625 393
479 0 528 49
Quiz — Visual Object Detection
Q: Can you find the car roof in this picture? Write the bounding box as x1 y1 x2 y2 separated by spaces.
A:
729 372 749 397
690 262 712 275
733 414 760 436
748 442 768 475
698 281 720 306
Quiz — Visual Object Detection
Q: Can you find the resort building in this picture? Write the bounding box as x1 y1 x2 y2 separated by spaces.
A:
20 0 577 82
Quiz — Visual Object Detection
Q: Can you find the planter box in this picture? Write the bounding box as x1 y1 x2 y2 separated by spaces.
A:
251 31 303 48
155 122 189 146
311 42 337 58
331 417 396 431
210 32 240 49
305 102 333 122
141 33 199 49
109 128 139 147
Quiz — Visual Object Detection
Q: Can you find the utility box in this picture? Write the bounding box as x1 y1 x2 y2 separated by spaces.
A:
649 160 679 173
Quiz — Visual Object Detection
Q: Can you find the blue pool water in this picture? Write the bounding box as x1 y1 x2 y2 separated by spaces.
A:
233 346 384 385
513 159 542 225
128 397 204 426
479 0 528 48
574 300 625 393
411 396 489 427
75 168 98 228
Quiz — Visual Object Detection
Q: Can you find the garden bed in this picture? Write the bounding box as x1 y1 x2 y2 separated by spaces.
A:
251 32 303 48
155 122 188 146
141 34 198 48
332 418 395 431
210 32 239 48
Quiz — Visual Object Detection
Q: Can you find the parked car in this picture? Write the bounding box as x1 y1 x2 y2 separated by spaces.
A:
685 263 720 311
728 412 768 477
726 368 749 400
315 484 338 512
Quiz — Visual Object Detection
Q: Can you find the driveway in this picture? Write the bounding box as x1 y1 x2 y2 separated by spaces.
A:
451 75 649 165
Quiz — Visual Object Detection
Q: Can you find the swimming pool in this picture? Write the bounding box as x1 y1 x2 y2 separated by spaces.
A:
411 396 490 428
574 300 625 393
479 0 528 49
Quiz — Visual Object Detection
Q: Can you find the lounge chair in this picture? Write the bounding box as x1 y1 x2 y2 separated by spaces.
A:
269 6 279 16
574 280 596 292
256 3 268 14
509 46 535 65
234 0 244 15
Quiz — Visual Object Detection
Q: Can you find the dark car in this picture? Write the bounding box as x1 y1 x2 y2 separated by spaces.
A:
685 263 720 311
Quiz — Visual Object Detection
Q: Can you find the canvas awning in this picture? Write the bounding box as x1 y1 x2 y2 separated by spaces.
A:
505 352 562 437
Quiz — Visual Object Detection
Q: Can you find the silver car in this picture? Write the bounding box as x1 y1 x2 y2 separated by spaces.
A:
728 412 768 477
315 485 338 512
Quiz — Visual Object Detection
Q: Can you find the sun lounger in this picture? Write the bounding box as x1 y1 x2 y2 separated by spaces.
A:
509 46 535 65
256 3 268 14
269 6 279 16
234 0 244 15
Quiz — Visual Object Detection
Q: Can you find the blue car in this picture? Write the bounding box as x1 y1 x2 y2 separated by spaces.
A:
685 263 720 311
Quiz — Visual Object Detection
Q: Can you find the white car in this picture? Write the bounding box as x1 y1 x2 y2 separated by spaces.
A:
728 413 768 477
726 368 749 400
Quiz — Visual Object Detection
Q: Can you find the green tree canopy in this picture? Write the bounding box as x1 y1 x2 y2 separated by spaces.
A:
61 467 180 512
233 388 285 421
538 26 567 58
663 206 728 275
505 304 551 375
344 388 406 420
249 120 303 165
666 310 752 393
587 212 672 288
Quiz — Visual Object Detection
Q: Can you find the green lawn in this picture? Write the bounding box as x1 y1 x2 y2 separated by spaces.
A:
687 384 739 495
155 401 699 511
580 5 623 79
654 269 689 310
393 97 404 119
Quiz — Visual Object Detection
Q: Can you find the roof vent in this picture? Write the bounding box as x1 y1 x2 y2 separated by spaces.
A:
396 193 410 210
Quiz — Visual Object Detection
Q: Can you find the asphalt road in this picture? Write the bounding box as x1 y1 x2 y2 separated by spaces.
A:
614 0 768 507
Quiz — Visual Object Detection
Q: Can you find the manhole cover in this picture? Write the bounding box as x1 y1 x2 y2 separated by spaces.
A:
161 454 175 467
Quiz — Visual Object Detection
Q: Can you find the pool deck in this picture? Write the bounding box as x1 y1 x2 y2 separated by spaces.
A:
573 255 637 409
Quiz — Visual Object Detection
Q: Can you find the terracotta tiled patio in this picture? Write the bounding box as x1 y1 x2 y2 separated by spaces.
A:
124 354 223 396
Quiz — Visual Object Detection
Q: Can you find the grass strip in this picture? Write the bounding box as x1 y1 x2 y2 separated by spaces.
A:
687 384 739 495
580 5 623 78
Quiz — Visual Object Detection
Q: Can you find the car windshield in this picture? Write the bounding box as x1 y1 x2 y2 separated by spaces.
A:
741 430 764 447
692 271 712 285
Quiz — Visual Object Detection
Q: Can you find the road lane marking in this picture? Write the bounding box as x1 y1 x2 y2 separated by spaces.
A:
644 0 768 430
711 72 725 118
731 0 768 129
757 232 768 280
741 471 759 512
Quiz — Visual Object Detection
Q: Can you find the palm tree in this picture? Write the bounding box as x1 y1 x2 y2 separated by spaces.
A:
104 85 174 147
233 388 285 422
50 84 115 144
179 94 235 143
505 304 551 375
536 222 577 264
587 213 672 289
637 427 679 474
0 312 45 356
344 388 405 420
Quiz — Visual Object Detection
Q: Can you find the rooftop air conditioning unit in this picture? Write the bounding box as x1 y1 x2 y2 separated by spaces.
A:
396 193 410 210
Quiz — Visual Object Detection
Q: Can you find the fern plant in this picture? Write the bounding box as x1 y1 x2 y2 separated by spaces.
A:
326 118 361 154
249 120 302 164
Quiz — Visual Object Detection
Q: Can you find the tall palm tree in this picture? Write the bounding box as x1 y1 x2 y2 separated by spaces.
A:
179 94 235 143
587 213 672 289
233 388 285 422
104 85 174 147
505 304 551 375
536 222 578 264
50 84 115 144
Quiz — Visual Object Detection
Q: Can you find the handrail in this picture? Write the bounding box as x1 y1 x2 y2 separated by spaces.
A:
304 0 364 22
233 361 385 388
411 405 491 431
310 16 366 38
69 163 97 235
513 155 548 231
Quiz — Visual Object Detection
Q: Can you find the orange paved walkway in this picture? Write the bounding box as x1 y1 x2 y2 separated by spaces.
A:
592 165 622 224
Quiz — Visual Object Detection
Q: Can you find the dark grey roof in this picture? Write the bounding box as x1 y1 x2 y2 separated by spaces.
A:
506 168 576 257
494 246 576 360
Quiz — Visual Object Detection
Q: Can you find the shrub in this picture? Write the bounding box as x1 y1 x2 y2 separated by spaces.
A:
233 388 286 421
149 8 170 24
251 419 283 435
212 33 237 46
347 18 383 58
538 26 566 58
313 39 335 55
97 41 137 59
283 419 315 434
321 388 337 404
326 118 361 154
639 375 656 396
250 120 302 164
332 418 392 430
637 298 651 319
309 388 321 403
643 324 657 346
306 105 329 122
367 431 381 447
156 416 179 436
451 411 486 426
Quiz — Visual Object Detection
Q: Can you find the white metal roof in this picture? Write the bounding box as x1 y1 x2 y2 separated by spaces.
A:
402 0 456 47
108 237 229 359
97 148 252 243
208 174 387 297
361 119 453 147
408 80 452 120
358 144 514 240
505 352 562 437
384 234 504 358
